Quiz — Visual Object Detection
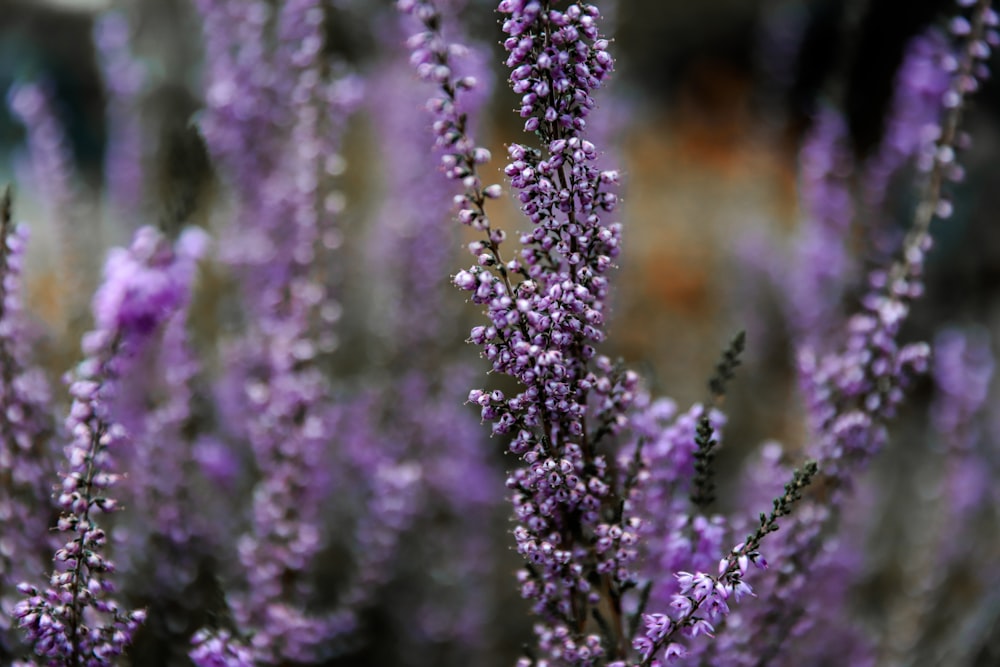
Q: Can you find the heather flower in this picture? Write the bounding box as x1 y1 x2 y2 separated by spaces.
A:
715 5 998 663
13 225 202 666
366 370 499 663
6 82 77 234
368 13 492 354
190 2 371 661
0 188 56 662
346 11 507 661
882 327 998 665
404 2 817 664
931 327 994 452
625 400 729 611
802 0 997 480
93 11 148 219
0 1 992 665
633 461 819 666
863 28 953 214
403 0 635 657
788 107 855 346
5 80 94 315
931 328 994 548
192 0 278 193
105 231 214 641
189 629 255 667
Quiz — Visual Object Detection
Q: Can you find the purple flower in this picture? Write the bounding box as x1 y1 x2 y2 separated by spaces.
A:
863 28 953 212
6 81 77 232
788 107 855 346
931 328 995 539
92 227 206 336
368 12 493 353
404 1 642 661
190 629 255 667
14 225 200 665
0 189 56 661
932 328 994 446
93 11 148 218
191 2 373 660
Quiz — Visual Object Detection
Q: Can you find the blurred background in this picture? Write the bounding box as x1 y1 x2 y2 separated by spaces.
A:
2 0 1000 664
4 0 1000 395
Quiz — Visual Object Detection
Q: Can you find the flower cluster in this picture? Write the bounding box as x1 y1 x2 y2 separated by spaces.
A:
715 4 999 664
92 11 147 219
190 1 359 661
0 188 56 662
1 0 997 665
13 225 204 665
632 461 818 666
404 1 825 664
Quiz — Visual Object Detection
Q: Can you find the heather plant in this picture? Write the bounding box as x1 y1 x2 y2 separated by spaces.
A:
13 224 206 666
0 186 57 664
401 0 996 664
92 11 147 221
399 1 821 663
0 0 998 665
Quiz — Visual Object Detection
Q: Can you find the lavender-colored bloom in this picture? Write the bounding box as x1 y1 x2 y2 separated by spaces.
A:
93 11 148 219
625 400 729 612
875 328 998 665
401 2 822 664
107 230 213 620
189 629 255 667
194 0 361 320
714 445 875 667
192 0 278 194
717 6 997 664
931 327 994 452
6 82 77 233
403 0 640 660
800 0 996 481
930 327 994 550
368 13 492 352
402 4 811 665
227 326 347 663
788 107 855 347
92 230 201 336
13 225 201 666
353 13 505 661
863 28 953 213
634 462 818 666
191 2 369 661
369 370 500 664
0 189 56 662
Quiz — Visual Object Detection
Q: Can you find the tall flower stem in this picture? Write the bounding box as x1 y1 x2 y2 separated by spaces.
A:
15 225 205 665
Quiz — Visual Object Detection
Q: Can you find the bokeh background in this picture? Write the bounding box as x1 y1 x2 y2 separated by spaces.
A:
2 0 1000 664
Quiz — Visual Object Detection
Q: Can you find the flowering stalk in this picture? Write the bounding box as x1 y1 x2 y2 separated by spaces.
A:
360 12 503 659
403 0 639 658
625 399 727 619
108 232 213 639
190 2 369 662
0 187 56 662
14 225 204 666
788 107 855 347
722 4 998 662
871 328 995 664
862 28 952 217
5 83 77 235
631 461 818 666
691 330 746 509
803 0 996 485
403 2 820 664
93 11 148 220
5 81 93 318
